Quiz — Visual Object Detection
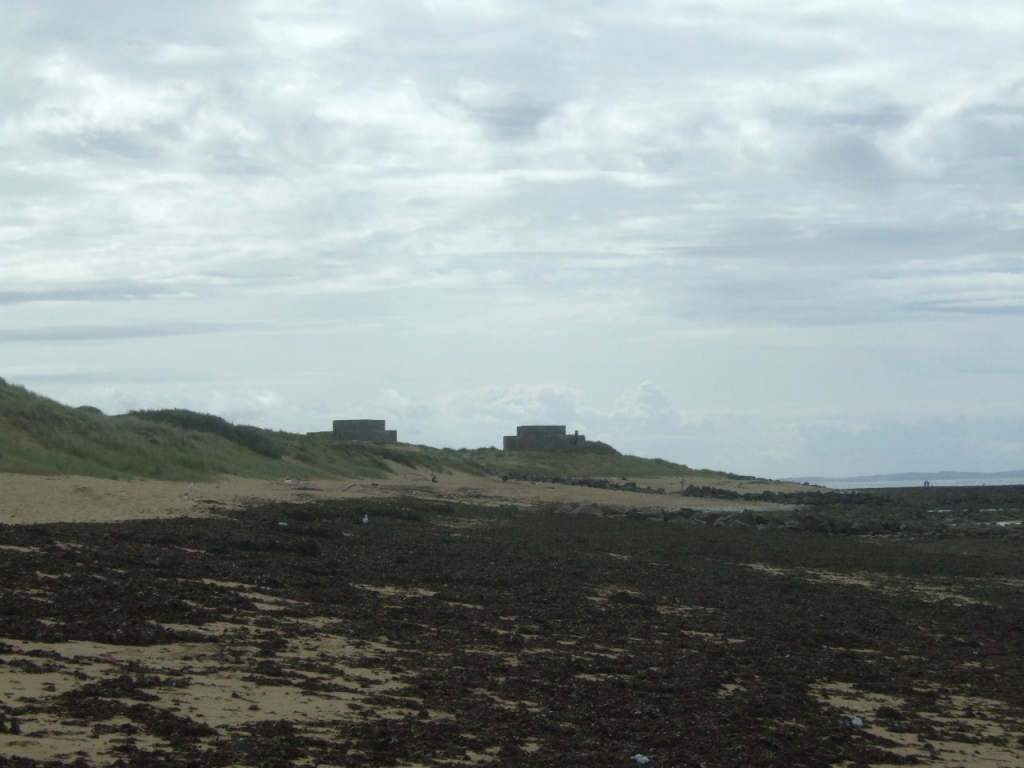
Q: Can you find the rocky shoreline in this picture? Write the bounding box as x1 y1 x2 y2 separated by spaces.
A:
547 482 1024 539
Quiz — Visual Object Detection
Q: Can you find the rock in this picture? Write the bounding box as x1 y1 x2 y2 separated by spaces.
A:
671 507 699 519
736 509 757 526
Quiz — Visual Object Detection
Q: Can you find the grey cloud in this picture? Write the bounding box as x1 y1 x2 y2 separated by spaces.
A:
38 128 170 162
6 1 251 55
464 103 554 141
942 101 1024 181
0 283 181 305
908 302 1024 316
827 104 913 132
4 0 1024 478
1 322 257 343
803 133 896 189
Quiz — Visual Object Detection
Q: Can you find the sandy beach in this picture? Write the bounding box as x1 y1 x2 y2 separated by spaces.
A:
0 469 808 527
2 471 1022 767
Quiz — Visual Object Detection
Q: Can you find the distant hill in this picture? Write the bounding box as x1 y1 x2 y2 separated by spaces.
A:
0 376 732 484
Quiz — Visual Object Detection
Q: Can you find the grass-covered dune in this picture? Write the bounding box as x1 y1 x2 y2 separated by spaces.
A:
0 377 738 484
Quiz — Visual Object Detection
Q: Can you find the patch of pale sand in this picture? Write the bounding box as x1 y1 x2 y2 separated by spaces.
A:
679 630 746 645
406 470 801 512
158 667 416 728
0 473 396 525
586 587 739 644
657 603 717 617
3 664 110 701
1 672 388 762
0 717 173 764
589 586 710 617
814 681 1024 768
588 585 643 601
394 747 504 766
574 672 630 683
352 583 438 599
234 590 303 612
745 563 990 606
0 639 213 764
157 613 405 669
0 467 806 526
1 637 223 668
472 688 542 713
717 682 746 697
0 474 210 524
181 579 306 613
200 578 256 590
0 626 433 765
663 475 816 495
433 515 495 530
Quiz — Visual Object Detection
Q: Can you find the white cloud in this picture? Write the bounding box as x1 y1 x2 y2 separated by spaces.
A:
2 0 1023 477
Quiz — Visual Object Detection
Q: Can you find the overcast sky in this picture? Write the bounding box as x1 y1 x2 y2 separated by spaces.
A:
2 0 1023 479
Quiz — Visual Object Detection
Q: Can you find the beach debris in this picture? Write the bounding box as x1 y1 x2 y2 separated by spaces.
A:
277 522 288 527
184 482 196 500
631 755 652 765
284 478 295 485
362 514 369 524
839 715 864 728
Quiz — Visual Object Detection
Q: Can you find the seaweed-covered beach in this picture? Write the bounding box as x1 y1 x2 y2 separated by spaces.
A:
2 480 1023 767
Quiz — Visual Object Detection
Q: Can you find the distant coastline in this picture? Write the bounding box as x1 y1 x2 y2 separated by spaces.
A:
783 469 1024 490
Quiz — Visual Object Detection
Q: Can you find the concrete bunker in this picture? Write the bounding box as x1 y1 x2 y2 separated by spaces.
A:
331 419 398 444
503 425 586 451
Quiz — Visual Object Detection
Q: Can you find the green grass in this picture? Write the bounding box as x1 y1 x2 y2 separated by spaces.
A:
452 445 689 478
0 376 740 483
449 443 741 481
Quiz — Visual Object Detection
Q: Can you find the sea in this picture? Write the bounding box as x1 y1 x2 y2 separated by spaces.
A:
808 476 1024 490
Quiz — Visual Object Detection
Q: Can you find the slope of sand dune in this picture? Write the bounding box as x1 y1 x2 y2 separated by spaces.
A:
0 469 806 525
